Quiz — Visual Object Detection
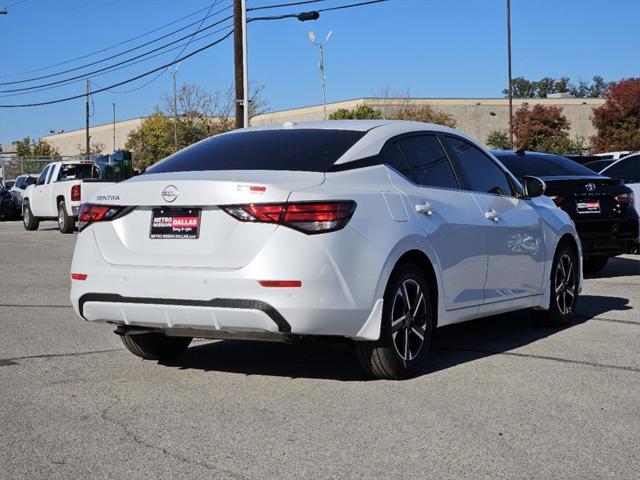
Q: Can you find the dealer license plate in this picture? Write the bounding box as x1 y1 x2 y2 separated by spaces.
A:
576 200 601 215
150 208 201 239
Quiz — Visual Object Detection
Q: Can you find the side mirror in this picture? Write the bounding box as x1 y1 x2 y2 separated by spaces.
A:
522 176 546 198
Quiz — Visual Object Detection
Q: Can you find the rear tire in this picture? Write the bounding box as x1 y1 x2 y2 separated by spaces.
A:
355 261 434 380
57 201 75 234
539 242 579 326
583 256 608 275
22 202 39 231
120 332 192 360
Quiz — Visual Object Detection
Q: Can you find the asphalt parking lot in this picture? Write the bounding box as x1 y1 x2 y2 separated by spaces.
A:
1 220 639 479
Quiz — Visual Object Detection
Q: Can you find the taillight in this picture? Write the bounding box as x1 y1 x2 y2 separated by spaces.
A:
549 195 565 207
221 201 356 234
71 184 81 202
78 204 122 231
615 193 634 205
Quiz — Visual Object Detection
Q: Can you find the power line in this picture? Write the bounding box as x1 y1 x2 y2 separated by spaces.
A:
98 0 223 95
0 14 234 93
1 22 234 98
0 0 391 108
0 1 231 80
0 2 233 86
0 31 235 108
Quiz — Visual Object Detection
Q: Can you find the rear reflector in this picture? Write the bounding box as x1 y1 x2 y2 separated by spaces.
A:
71 273 88 281
221 201 356 234
258 280 302 288
71 184 81 202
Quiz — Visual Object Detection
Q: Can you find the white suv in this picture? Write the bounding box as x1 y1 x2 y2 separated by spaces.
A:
70 121 582 379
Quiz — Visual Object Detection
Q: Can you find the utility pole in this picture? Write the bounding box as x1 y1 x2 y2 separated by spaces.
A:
112 102 116 152
233 0 245 129
85 79 90 158
506 0 514 149
308 31 332 120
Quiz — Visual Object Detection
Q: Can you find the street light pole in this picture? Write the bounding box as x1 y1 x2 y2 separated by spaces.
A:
85 79 91 158
308 31 332 120
507 0 514 149
170 65 179 152
112 102 116 152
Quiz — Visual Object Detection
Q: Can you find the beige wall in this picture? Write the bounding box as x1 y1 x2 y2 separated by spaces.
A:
253 97 605 145
41 97 605 156
43 117 144 157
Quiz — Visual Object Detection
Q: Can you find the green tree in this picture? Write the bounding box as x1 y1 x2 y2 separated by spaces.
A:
125 112 176 170
393 105 457 128
15 136 60 157
485 129 511 150
591 78 640 152
329 104 382 120
504 75 613 98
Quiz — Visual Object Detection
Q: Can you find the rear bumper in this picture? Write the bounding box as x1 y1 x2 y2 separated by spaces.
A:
70 226 385 339
575 217 639 256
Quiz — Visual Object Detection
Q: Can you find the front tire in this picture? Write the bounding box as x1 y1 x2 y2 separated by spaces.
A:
22 202 39 231
120 332 192 360
541 242 579 326
355 262 434 380
57 201 75 234
583 256 608 275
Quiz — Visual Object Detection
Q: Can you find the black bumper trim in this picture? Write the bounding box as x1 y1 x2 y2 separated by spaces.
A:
78 293 292 333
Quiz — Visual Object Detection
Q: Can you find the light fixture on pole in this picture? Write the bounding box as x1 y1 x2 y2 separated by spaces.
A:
308 30 332 120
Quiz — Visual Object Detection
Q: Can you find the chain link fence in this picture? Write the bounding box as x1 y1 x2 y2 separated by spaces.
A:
1 156 95 181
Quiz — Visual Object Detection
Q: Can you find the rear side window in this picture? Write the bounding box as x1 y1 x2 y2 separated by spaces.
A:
384 144 414 179
58 163 99 181
146 129 366 174
15 177 25 189
446 137 513 196
398 136 458 189
603 156 640 184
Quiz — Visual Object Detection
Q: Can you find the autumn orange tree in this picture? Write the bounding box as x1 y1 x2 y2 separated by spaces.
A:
512 104 584 154
591 78 640 152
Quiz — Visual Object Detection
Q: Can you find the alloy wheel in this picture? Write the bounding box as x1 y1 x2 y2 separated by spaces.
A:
554 253 576 315
390 278 428 361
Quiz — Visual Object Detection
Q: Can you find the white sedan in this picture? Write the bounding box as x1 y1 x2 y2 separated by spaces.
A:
70 120 582 379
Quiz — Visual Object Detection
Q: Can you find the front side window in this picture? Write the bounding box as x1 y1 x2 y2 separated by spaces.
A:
37 166 50 186
15 177 25 190
397 136 458 189
604 157 640 184
447 137 513 196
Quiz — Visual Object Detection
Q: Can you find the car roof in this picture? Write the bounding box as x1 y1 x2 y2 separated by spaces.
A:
492 150 568 160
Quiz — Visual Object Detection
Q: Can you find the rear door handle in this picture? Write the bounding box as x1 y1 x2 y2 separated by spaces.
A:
415 202 434 216
484 209 500 222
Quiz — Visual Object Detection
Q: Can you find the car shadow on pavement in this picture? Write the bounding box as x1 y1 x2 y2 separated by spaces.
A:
160 295 629 381
586 256 640 279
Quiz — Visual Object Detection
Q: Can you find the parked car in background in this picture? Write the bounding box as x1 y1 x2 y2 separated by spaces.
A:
583 159 617 172
23 154 134 234
493 150 639 274
71 121 582 379
9 174 38 214
0 181 19 221
600 153 640 230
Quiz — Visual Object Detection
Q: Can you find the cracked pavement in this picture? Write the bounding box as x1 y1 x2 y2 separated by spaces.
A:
1 221 639 479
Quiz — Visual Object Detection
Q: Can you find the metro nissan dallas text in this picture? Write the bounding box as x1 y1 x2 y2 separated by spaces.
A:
70 120 582 379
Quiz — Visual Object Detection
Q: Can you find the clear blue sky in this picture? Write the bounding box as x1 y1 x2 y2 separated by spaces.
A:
1 0 638 146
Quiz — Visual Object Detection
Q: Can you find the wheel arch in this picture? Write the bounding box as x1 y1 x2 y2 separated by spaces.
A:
56 195 65 207
382 246 440 328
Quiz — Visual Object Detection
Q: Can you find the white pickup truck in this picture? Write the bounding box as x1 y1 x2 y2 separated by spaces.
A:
22 160 117 233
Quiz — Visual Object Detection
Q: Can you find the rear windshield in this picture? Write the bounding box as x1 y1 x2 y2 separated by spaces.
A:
494 153 597 178
146 129 366 174
59 163 99 181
